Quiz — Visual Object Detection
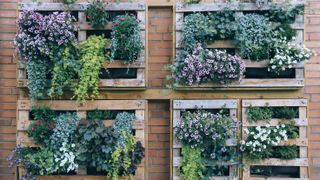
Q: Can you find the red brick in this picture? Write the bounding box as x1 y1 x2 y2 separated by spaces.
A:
0 71 15 78
0 10 16 18
0 26 16 33
0 96 17 103
0 33 15 40
0 3 17 10
0 127 15 133
306 25 320 33
305 86 320 93
0 49 14 56
308 17 320 24
306 78 320 85
0 18 16 25
0 57 13 64
0 80 16 87
0 134 15 141
0 41 13 49
309 33 320 40
0 111 16 118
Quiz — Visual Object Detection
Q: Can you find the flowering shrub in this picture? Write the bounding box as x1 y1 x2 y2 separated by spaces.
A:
15 11 48 61
170 44 245 86
268 38 313 74
174 110 237 177
111 14 143 63
85 0 109 29
240 124 299 161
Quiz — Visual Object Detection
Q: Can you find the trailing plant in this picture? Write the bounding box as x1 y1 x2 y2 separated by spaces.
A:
235 14 273 61
273 145 299 159
182 13 209 52
85 0 109 29
180 145 204 180
169 43 245 86
48 113 80 173
174 110 237 176
274 107 297 119
74 35 110 102
207 10 237 41
268 37 313 74
48 44 79 98
273 23 296 41
240 124 299 161
76 119 118 172
27 106 55 145
26 60 51 100
111 14 143 63
113 112 135 138
247 106 273 122
182 0 201 4
267 3 304 24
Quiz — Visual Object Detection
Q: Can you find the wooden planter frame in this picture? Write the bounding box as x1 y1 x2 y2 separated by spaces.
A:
16 99 147 180
171 99 239 180
241 99 308 180
174 0 305 90
17 2 146 89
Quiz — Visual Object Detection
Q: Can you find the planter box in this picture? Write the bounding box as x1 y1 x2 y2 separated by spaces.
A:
172 100 239 180
18 2 146 89
241 99 308 179
174 1 305 90
16 100 147 180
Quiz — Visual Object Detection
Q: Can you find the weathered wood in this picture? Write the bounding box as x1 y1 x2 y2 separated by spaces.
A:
242 99 308 107
173 99 237 109
19 2 146 11
248 158 308 166
242 118 308 127
173 138 237 148
176 1 304 12
18 100 146 110
247 177 308 180
99 79 145 88
173 156 238 167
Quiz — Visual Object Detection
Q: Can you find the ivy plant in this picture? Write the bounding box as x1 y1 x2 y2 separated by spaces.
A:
267 3 304 24
74 35 110 102
207 10 237 41
235 13 273 61
180 145 204 180
247 106 273 122
85 0 109 29
111 14 143 63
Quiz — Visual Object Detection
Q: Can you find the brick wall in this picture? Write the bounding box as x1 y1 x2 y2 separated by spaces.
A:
305 1 320 179
0 0 18 179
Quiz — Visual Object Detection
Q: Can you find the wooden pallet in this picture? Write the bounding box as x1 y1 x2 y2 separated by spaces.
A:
174 1 306 90
17 2 146 89
172 100 239 180
16 99 147 180
241 99 308 180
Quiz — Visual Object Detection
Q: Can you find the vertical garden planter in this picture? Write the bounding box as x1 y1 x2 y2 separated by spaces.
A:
241 99 308 179
174 1 306 90
171 100 239 179
17 2 146 89
16 100 147 179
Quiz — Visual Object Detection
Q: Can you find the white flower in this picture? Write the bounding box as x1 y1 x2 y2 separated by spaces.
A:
244 128 249 134
266 124 270 128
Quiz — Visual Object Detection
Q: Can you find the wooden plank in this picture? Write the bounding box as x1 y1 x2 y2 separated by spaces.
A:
17 132 37 147
19 2 146 11
277 138 308 146
173 100 237 109
79 22 146 30
173 156 238 167
173 138 237 148
99 79 145 88
248 158 308 166
175 1 304 12
242 99 308 107
242 118 308 127
248 177 308 180
104 60 145 69
17 100 146 110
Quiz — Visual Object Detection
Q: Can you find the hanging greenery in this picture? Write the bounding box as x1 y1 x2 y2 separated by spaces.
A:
74 35 110 102
111 14 143 63
85 0 109 29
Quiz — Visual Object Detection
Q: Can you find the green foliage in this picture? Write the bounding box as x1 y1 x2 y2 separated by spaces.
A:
87 110 113 120
74 35 110 102
273 23 296 41
26 60 51 100
180 145 204 180
183 13 209 52
77 119 118 172
273 145 299 159
25 150 56 175
85 0 109 29
274 107 297 119
182 0 201 4
235 13 273 61
267 4 304 24
247 106 273 122
113 112 135 135
207 10 237 41
111 14 143 63
48 44 79 98
27 106 55 145
62 0 76 5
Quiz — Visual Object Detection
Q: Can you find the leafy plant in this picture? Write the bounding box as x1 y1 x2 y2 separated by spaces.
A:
267 3 304 24
273 23 296 41
169 43 245 86
273 145 298 159
26 60 51 100
87 110 113 120
85 0 109 29
74 35 110 102
207 10 237 41
274 107 297 119
111 14 143 63
247 106 273 122
182 0 201 4
235 14 273 61
27 106 55 145
62 0 76 5
180 145 204 180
